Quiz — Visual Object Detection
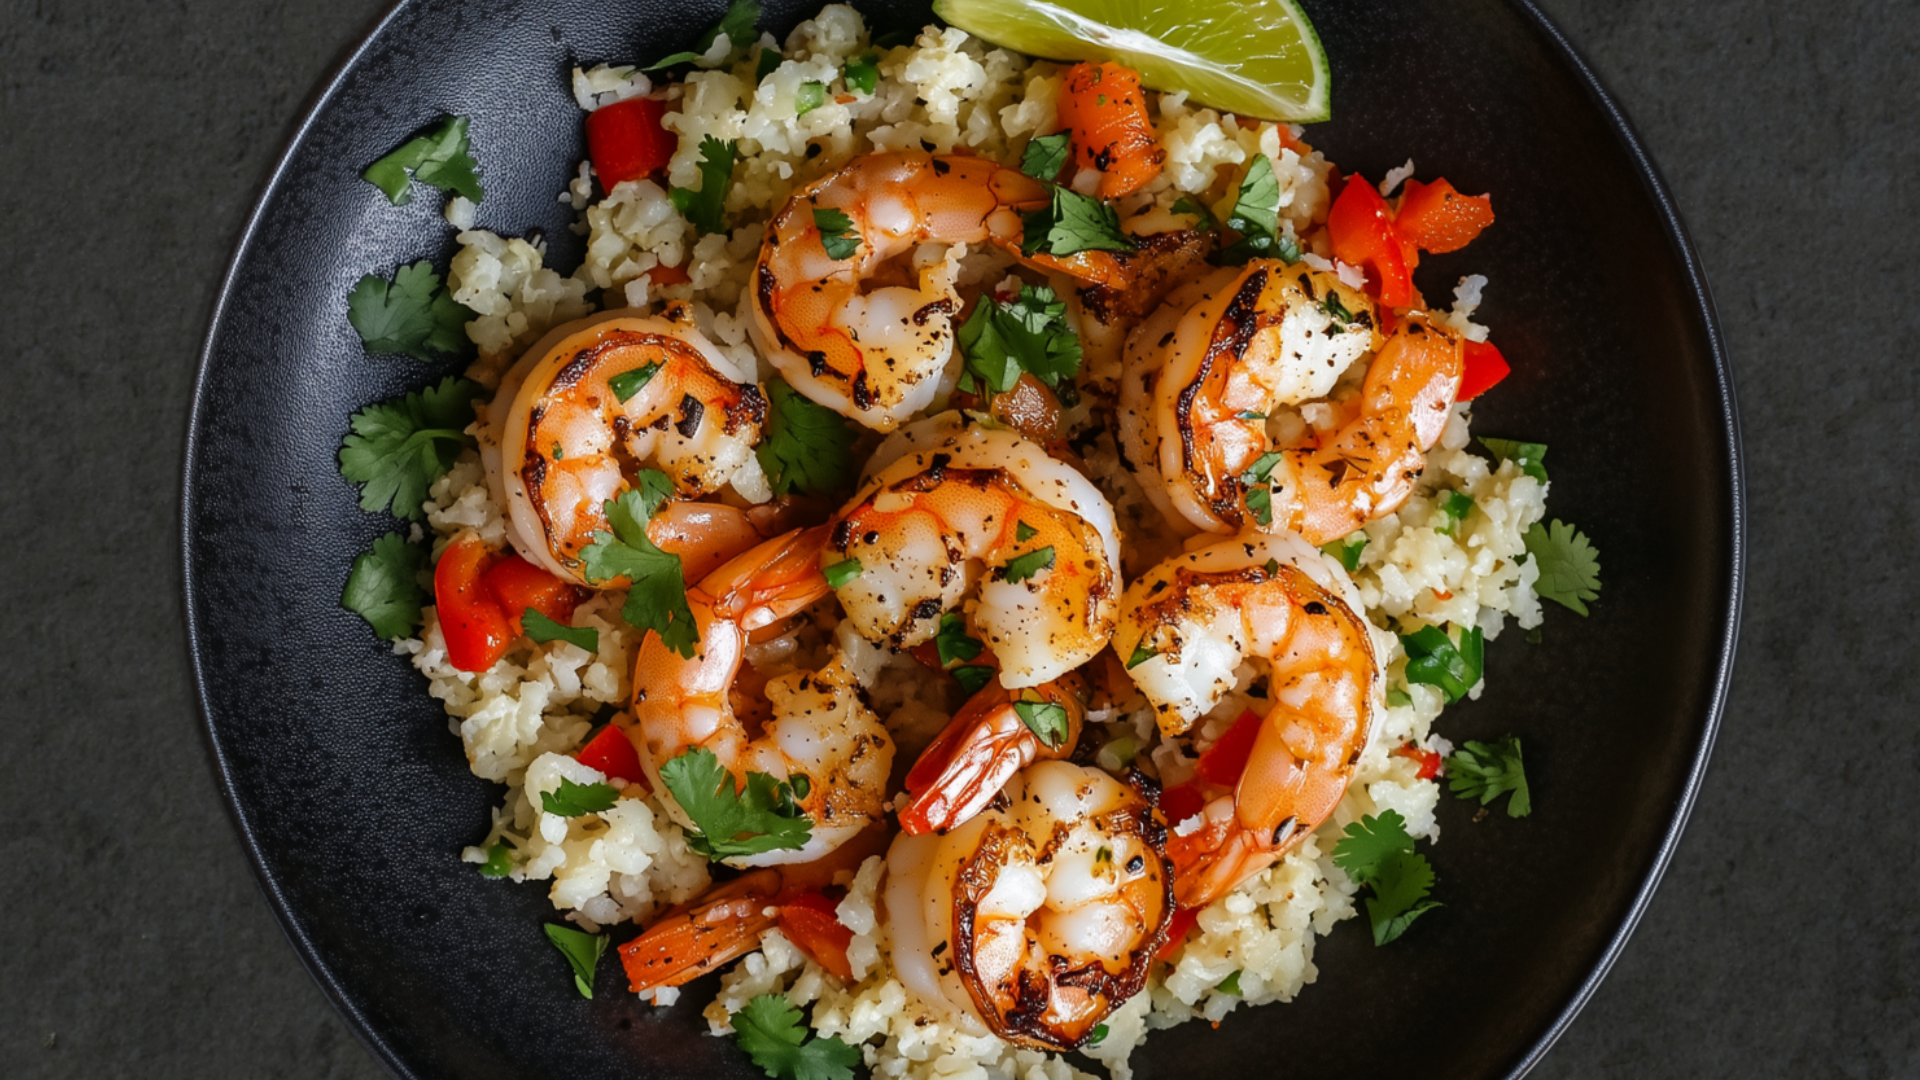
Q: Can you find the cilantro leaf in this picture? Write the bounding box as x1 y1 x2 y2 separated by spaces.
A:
843 53 878 95
1322 290 1358 328
1220 155 1298 265
337 377 480 519
660 747 812 859
933 613 983 668
1002 546 1055 583
670 136 737 234
541 778 619 817
1214 970 1243 996
479 842 514 878
1481 438 1549 484
1088 1024 1110 1045
733 994 861 1080
1320 531 1368 572
757 378 856 497
957 285 1082 395
1125 642 1157 669
1241 450 1283 527
580 474 698 657
523 609 599 652
1385 687 1414 708
1525 519 1602 615
755 45 784 83
1013 699 1069 749
543 923 608 999
1400 624 1484 703
646 0 761 69
1015 520 1039 542
813 207 860 260
824 559 862 588
796 80 828 116
347 261 473 362
1021 187 1132 258
1447 735 1532 817
362 115 483 206
1020 132 1070 180
1170 195 1217 231
608 362 661 404
951 665 995 694
1332 810 1441 946
342 532 427 640
1434 490 1475 537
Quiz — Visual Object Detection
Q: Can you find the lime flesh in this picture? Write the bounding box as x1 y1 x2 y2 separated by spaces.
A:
933 0 1330 122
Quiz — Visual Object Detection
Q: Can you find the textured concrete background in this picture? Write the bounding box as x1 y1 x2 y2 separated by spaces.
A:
1 0 1913 1076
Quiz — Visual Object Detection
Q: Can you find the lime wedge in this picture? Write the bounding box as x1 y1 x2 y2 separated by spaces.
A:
932 0 1330 122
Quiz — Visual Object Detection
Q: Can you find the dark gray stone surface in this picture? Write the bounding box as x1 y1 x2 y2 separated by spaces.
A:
0 0 1911 1076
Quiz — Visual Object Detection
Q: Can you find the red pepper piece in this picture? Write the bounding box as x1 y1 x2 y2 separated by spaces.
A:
584 96 676 190
434 537 513 673
776 891 855 981
1161 782 1207 828
480 554 586 637
1327 175 1414 309
577 724 650 789
1393 178 1494 255
1457 339 1512 401
1194 710 1264 788
1393 742 1444 781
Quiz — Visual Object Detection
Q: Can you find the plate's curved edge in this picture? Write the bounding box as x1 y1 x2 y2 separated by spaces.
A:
178 3 1749 1079
1498 3 1746 1077
179 2 425 1079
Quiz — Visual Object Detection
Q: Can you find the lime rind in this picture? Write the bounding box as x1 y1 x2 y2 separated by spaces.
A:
932 0 1330 123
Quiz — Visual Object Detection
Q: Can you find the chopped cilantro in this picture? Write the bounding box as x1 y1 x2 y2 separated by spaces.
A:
1220 155 1299 265
1525 519 1602 615
1481 438 1549 484
346 261 473 363
608 362 661 404
933 613 984 667
1434 490 1475 537
813 207 860 259
541 778 619 817
342 532 427 640
543 923 608 999
824 559 862 589
1088 1024 1110 1046
843 53 878 95
1015 520 1039 543
580 472 698 657
757 378 856 496
1400 624 1483 704
1012 699 1069 749
647 0 761 69
1322 290 1357 328
669 136 737 234
796 80 828 116
1214 970 1244 996
1241 450 1283 527
1001 546 1055 583
1320 531 1368 572
1125 642 1157 669
337 377 480 519
956 285 1082 395
479 842 514 878
951 665 996 695
1236 409 1266 420
1170 195 1217 231
1021 186 1132 258
1385 687 1413 708
1020 132 1070 180
1332 810 1441 946
755 45 783 83
523 609 598 652
732 994 861 1080
1448 735 1531 817
362 115 483 206
660 747 812 859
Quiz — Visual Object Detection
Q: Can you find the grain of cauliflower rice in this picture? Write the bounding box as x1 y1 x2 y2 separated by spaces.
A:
363 5 1569 1078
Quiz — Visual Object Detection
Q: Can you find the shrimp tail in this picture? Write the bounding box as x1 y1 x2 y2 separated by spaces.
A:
1166 811 1283 910
617 869 782 993
705 525 833 629
900 702 1035 835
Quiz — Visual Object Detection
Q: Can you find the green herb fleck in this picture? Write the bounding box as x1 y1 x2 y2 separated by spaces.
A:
646 0 761 69
1448 735 1531 817
1012 699 1069 749
479 842 514 878
951 665 996 695
1002 546 1055 583
362 115 482 206
1020 187 1133 258
755 45 782 83
669 136 737 234
795 80 827 116
543 922 609 998
580 472 698 657
1399 624 1484 704
813 207 860 260
1170 195 1218 231
824 558 862 589
934 612 984 668
608 363 661 404
523 609 598 652
342 532 428 640
346 261 473 363
1015 520 1039 543
660 747 812 859
1385 687 1413 708
1125 642 1157 670
1434 490 1475 537
1320 531 1368 572
843 53 879 95
1524 520 1602 615
541 778 619 817
1020 132 1070 180
1480 438 1549 484
1215 970 1244 996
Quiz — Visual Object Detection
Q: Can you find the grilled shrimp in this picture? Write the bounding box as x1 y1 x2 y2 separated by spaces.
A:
1123 259 1463 544
1112 534 1383 908
484 307 767 583
897 667 1090 835
884 761 1172 1050
827 412 1121 688
748 151 1126 432
631 526 896 867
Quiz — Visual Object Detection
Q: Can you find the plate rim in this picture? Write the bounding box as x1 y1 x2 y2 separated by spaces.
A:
179 2 1747 1078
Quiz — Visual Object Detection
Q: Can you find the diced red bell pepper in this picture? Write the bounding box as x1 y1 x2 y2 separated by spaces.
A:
777 891 855 981
1194 710 1264 788
480 554 585 637
434 537 513 673
1161 782 1207 828
1457 339 1512 401
1327 176 1413 309
585 96 676 190
1158 906 1200 960
1393 742 1444 781
577 724 650 789
1393 178 1494 255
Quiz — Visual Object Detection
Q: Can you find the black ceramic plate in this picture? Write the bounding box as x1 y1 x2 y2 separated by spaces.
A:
184 1 1742 1077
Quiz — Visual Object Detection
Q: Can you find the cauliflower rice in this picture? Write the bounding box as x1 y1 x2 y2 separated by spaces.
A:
397 7 1550 1078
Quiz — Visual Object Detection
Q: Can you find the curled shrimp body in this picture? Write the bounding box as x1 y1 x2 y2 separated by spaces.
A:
1112 534 1383 909
884 761 1172 1050
898 669 1089 835
749 151 1123 432
828 412 1121 688
632 526 896 867
485 308 767 582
